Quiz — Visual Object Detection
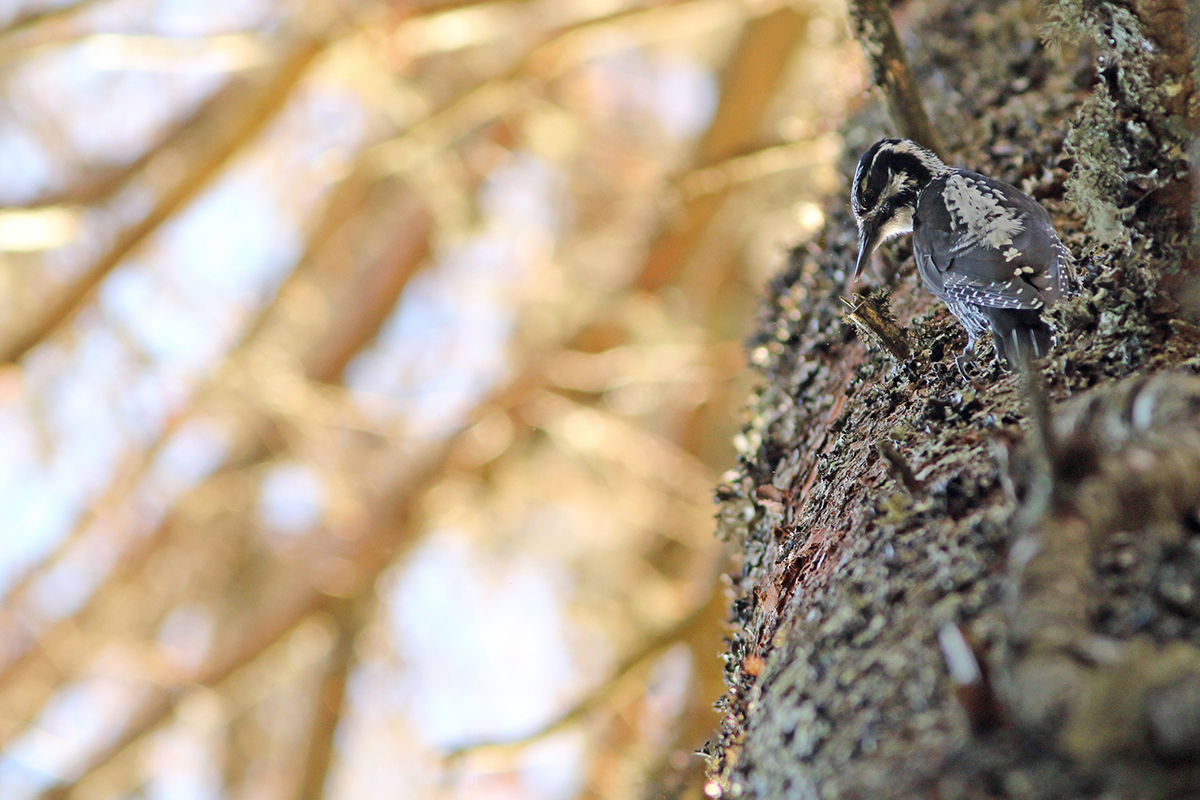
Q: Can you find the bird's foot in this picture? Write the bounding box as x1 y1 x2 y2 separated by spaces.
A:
954 351 980 383
954 348 997 386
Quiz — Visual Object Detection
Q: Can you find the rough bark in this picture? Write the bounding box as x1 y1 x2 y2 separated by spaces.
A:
707 0 1200 797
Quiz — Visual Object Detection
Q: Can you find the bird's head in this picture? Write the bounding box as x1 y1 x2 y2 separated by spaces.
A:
851 138 946 279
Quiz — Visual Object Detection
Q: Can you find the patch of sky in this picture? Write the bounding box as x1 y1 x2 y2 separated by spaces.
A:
0 331 135 592
147 418 229 497
326 679 435 800
0 753 47 800
519 733 587 800
345 239 517 431
0 659 145 797
100 175 300 372
387 532 578 748
283 83 368 176
15 42 224 165
0 463 79 594
164 170 301 298
49 325 131 465
257 462 325 535
29 526 121 620
0 124 56 205
76 0 277 36
650 53 718 138
584 43 717 141
477 151 567 236
145 0 276 36
141 725 224 800
114 366 189 443
346 152 565 431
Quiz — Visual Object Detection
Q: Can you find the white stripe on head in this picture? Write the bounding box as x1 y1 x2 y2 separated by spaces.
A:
886 139 948 176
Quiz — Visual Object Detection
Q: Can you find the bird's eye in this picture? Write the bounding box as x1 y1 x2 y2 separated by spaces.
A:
860 169 886 212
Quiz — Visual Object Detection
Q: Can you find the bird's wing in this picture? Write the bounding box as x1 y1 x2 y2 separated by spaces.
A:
914 171 1063 311
941 262 1045 310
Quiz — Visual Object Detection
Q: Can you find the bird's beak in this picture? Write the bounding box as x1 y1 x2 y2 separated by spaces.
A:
853 220 880 280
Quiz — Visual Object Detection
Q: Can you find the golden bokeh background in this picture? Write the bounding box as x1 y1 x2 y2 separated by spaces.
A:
0 0 862 797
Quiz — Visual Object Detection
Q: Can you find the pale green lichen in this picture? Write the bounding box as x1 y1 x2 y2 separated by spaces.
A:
1045 1 1191 257
1063 87 1130 249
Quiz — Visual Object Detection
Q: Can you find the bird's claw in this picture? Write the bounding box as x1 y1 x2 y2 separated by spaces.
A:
954 349 988 385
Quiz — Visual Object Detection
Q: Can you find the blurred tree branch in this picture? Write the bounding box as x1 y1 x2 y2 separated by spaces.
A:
673 134 842 202
0 153 382 643
303 192 432 383
366 0 706 180
0 0 109 42
845 0 941 153
0 35 327 365
4 67 247 210
0 0 716 698
0 178 425 755
35 413 459 800
638 4 810 292
0 0 798 795
295 597 369 800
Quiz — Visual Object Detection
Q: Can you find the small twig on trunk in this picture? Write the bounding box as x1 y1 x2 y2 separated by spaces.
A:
938 623 1002 735
877 440 923 494
841 291 911 362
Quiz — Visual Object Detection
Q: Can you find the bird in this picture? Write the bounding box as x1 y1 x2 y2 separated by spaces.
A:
850 138 1076 378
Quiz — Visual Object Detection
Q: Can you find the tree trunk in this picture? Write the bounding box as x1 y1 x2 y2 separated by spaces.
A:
707 0 1200 797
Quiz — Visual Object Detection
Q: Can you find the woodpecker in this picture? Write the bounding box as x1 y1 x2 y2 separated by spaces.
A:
851 138 1075 377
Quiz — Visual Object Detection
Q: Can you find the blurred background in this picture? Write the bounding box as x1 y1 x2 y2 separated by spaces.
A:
0 0 862 797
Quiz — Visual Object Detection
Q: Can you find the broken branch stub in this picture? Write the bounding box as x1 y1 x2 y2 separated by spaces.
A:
845 0 941 155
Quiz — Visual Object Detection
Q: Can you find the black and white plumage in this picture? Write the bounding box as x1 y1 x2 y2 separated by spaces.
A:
851 138 1075 376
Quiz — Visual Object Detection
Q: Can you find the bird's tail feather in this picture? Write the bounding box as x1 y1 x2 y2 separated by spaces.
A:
983 307 1051 367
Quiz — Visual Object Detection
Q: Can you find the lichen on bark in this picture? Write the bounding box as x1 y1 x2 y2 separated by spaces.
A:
1052 0 1197 271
